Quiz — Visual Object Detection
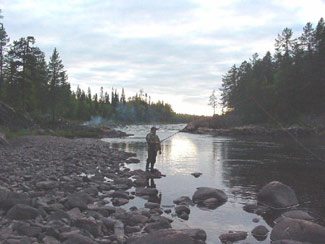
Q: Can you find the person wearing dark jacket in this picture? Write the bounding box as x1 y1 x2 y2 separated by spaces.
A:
145 127 161 171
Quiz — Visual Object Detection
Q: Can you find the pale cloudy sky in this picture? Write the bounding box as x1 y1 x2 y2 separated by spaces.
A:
1 0 324 115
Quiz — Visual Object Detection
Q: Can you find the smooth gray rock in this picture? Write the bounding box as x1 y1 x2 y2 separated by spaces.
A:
273 241 311 244
75 218 103 238
36 181 58 190
148 215 173 223
127 229 198 244
65 192 94 210
63 234 99 244
257 181 298 209
114 219 125 243
42 236 61 244
126 158 140 164
49 209 71 223
6 204 40 220
125 225 142 233
252 225 269 236
175 205 190 215
192 187 227 204
219 231 248 242
112 197 129 206
282 210 315 221
13 222 42 237
136 187 158 197
144 219 172 233
144 202 160 209
128 214 149 226
180 228 207 242
173 196 192 205
270 218 325 244
0 187 31 210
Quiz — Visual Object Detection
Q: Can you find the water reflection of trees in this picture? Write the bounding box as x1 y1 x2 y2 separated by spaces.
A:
219 137 325 225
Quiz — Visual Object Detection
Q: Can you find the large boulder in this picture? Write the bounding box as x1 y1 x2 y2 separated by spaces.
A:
270 218 325 244
257 181 298 209
127 229 201 244
192 187 227 206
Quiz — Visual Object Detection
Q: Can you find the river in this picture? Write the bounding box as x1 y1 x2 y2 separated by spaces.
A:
102 124 325 244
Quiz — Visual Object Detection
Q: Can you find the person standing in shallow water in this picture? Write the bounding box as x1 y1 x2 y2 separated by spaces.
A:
146 127 161 171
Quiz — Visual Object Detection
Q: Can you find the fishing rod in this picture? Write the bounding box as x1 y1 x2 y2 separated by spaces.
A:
160 130 182 143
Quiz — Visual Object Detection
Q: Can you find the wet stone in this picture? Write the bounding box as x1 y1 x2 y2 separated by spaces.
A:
219 231 248 243
144 202 160 209
112 198 129 206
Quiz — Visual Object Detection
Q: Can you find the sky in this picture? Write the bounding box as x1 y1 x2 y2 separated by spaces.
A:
0 0 324 116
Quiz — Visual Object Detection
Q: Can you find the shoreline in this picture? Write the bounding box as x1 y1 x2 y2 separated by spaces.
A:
0 135 206 244
181 124 325 138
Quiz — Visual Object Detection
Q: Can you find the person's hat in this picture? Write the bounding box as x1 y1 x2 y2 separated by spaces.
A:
151 126 159 130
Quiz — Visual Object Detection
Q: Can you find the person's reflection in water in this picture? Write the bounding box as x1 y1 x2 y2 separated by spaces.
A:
146 177 162 204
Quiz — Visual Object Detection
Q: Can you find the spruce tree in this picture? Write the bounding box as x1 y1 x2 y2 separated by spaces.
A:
48 48 67 122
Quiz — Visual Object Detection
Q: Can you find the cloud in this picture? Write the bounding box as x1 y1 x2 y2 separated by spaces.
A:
1 0 324 115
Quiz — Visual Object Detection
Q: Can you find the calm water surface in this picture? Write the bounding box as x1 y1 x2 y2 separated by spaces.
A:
102 124 325 244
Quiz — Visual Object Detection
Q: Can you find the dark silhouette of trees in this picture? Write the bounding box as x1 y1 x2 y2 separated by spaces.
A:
220 18 325 124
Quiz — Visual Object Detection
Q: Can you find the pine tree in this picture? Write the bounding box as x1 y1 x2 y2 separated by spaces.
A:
6 37 36 111
48 48 67 122
0 19 9 96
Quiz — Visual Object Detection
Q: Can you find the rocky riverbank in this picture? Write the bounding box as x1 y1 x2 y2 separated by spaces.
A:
182 124 324 137
0 136 206 244
181 113 325 137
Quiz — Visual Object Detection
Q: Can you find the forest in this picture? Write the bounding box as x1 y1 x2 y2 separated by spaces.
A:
220 18 325 124
0 16 200 124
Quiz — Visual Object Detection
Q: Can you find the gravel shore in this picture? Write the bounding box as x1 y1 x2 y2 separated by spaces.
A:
0 136 206 244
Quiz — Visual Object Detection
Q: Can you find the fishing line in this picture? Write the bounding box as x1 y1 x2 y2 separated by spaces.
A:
250 96 325 163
